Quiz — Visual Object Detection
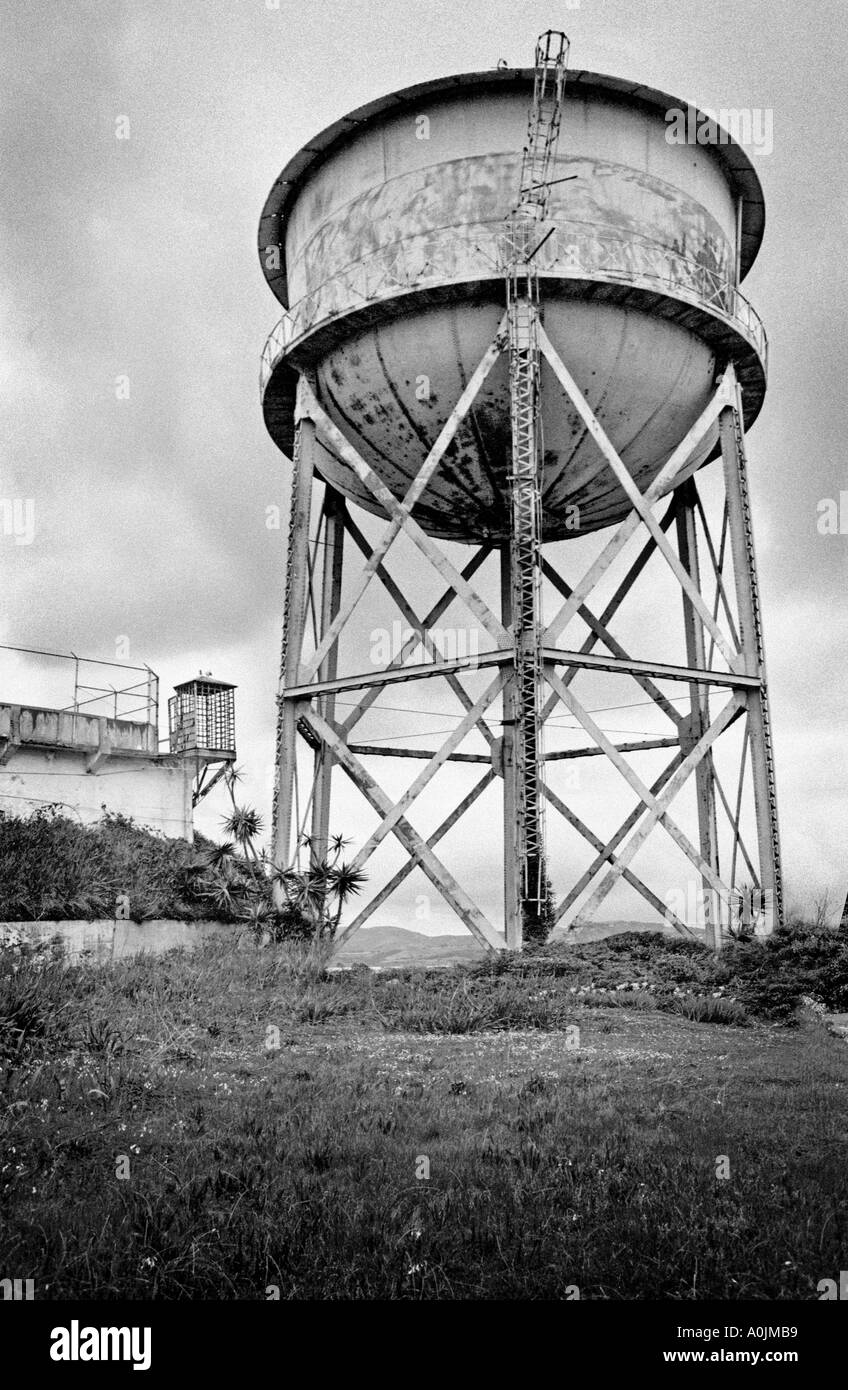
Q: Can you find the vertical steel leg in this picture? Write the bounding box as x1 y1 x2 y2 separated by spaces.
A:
675 478 721 948
272 410 316 889
310 486 346 864
719 389 783 929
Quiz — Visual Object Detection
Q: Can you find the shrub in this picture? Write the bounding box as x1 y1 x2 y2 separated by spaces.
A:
260 903 315 943
669 994 749 1026
542 923 848 1026
720 921 848 1022
0 947 69 1061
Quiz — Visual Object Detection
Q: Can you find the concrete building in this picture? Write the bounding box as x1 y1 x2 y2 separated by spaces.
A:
0 655 236 842
0 702 196 840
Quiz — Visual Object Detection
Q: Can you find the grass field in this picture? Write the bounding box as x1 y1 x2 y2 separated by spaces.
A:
1 931 846 1300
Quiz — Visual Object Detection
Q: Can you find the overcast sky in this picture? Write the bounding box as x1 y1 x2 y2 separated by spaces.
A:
2 0 846 931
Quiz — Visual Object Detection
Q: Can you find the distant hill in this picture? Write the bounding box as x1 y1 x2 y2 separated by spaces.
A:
332 924 486 969
550 919 686 945
331 919 681 968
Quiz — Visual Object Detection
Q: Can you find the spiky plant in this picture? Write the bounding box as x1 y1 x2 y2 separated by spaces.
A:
269 836 366 941
205 840 237 875
327 861 368 934
222 807 263 854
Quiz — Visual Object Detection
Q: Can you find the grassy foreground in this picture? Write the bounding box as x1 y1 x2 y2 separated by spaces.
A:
1 931 846 1300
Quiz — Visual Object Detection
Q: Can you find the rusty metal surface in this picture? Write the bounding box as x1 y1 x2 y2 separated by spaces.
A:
259 68 765 302
304 298 723 540
286 155 733 309
259 72 767 540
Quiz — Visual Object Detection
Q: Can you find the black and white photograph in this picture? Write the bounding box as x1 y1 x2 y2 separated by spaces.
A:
1 0 846 1365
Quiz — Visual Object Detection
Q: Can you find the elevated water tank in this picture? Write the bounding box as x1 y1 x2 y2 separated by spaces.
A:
259 69 766 541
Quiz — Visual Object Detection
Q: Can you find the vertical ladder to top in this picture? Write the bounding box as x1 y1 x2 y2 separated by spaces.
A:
518 31 569 218
502 30 569 937
507 261 545 918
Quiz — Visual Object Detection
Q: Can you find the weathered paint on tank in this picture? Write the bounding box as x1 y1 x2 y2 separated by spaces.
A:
305 298 717 541
260 70 767 541
284 93 737 308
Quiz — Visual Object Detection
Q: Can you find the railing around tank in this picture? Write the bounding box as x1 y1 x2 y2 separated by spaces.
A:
260 221 767 393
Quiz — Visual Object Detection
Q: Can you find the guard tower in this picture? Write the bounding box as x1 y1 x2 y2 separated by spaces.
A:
169 674 237 805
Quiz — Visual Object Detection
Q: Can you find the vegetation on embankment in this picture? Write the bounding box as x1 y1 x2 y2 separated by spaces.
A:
0 807 240 922
534 921 848 1023
0 805 363 933
1 927 846 1299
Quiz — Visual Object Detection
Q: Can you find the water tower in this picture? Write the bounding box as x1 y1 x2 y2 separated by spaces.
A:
258 35 781 951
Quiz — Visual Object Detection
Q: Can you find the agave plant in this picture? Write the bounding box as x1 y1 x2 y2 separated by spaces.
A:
325 860 368 934
210 803 367 941
239 900 275 938
729 883 765 940
269 834 367 940
222 807 264 862
205 840 238 875
273 865 327 926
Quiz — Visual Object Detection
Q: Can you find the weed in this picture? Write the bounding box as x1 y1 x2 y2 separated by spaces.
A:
670 994 749 1026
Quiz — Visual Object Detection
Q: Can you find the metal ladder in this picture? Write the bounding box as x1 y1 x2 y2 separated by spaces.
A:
517 31 569 216
501 29 569 923
506 259 545 911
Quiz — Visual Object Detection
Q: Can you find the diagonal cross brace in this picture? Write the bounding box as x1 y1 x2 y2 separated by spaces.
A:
539 345 736 651
341 513 497 747
339 544 490 736
537 502 678 732
338 770 496 943
298 324 508 678
552 748 686 925
539 328 736 664
546 669 741 898
542 782 695 938
540 557 682 727
302 706 505 953
692 490 741 652
549 674 744 929
349 669 506 871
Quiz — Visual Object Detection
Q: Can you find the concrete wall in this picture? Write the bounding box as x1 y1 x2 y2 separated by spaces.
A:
0 745 195 840
0 702 157 756
0 920 235 965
